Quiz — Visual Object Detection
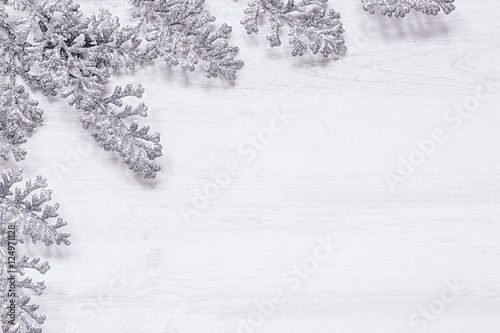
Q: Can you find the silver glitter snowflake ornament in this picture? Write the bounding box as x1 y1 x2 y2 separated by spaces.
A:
0 0 244 179
0 168 71 332
361 0 456 17
241 0 346 57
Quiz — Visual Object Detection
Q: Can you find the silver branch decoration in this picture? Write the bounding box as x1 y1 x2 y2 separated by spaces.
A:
0 0 244 179
0 168 71 332
126 0 245 80
0 85 43 163
361 0 456 17
240 0 346 57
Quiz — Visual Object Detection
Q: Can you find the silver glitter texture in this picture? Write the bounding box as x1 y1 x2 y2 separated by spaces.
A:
126 0 244 80
241 0 346 57
0 0 244 179
0 168 71 332
361 0 456 17
0 85 43 163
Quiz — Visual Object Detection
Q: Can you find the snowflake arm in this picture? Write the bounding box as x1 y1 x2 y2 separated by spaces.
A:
0 168 71 246
122 0 245 81
361 0 456 17
241 0 346 57
79 84 163 179
0 85 43 162
0 168 71 332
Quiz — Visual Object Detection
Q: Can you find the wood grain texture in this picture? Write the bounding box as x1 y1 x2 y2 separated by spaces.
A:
4 1 500 332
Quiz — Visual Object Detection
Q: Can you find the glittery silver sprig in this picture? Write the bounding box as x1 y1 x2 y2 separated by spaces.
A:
0 168 71 332
241 0 346 57
0 84 43 162
126 0 245 81
0 0 244 179
361 0 456 17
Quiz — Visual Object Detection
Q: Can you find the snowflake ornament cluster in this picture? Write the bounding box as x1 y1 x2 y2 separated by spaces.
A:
0 168 70 332
0 0 244 179
361 0 456 18
0 0 458 177
241 0 346 57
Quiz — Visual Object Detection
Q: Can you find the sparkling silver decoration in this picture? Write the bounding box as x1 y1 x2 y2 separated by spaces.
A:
241 0 346 57
361 0 456 17
127 0 244 80
0 85 43 163
0 0 244 179
0 168 71 332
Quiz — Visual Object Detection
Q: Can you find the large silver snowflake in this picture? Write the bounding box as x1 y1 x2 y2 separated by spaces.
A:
0 0 244 179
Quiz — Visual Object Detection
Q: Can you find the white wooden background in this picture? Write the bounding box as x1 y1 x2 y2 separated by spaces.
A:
4 1 500 332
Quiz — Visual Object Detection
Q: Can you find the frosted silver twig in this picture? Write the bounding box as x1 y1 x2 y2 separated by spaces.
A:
241 0 346 57
361 0 456 17
0 168 71 332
